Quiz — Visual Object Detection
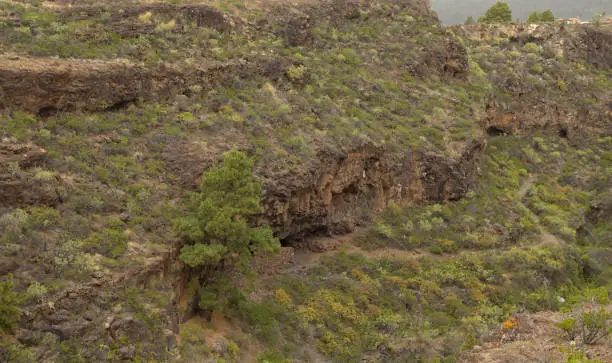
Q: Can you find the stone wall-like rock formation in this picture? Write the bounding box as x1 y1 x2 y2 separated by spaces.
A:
164 139 486 244
0 56 153 115
0 55 239 115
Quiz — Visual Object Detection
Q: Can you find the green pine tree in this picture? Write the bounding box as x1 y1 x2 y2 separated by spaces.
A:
465 16 476 25
541 10 555 22
479 2 512 23
527 11 542 23
174 150 279 269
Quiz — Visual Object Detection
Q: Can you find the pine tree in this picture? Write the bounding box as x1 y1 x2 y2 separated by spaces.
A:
541 10 555 22
479 2 512 24
465 16 476 25
174 150 279 269
527 11 542 23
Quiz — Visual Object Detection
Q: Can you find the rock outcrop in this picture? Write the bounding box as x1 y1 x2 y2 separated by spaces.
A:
0 55 239 115
450 23 612 140
450 22 612 70
0 56 152 115
263 141 484 241
0 142 60 207
164 139 485 243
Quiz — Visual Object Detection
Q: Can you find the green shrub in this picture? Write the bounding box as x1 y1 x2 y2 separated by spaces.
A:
527 10 554 23
464 16 476 25
0 339 34 363
83 227 127 258
523 42 542 54
179 319 212 358
527 11 542 23
564 347 599 363
285 65 308 83
0 274 21 333
558 308 611 345
581 308 610 344
257 350 292 363
557 318 579 340
25 281 48 302
27 207 60 231
0 209 28 244
0 111 37 140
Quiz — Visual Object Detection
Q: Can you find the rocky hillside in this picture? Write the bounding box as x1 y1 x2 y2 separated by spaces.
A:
0 0 610 361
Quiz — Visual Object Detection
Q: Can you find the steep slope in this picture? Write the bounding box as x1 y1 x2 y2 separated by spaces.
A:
0 0 610 362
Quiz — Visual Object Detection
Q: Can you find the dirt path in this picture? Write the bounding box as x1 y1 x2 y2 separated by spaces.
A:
284 228 437 275
284 173 565 276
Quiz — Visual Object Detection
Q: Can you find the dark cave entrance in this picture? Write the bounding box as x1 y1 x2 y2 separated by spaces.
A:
37 106 59 118
486 126 506 136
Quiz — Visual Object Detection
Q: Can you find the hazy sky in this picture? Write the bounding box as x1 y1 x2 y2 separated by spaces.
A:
430 0 611 24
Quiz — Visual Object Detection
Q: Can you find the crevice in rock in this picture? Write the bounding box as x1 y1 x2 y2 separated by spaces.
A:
105 99 136 112
281 226 332 250
486 126 506 136
38 106 59 118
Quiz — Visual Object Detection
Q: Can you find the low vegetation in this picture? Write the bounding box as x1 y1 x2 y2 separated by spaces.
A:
0 0 610 361
223 135 612 361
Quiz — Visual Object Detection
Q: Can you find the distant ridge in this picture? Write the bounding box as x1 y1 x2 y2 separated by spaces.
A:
431 0 608 25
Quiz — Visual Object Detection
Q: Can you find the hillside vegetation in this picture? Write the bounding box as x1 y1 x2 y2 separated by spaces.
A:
0 0 610 362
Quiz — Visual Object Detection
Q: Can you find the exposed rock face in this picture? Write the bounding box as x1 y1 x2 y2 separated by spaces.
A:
483 94 611 141
165 139 485 243
0 56 239 115
568 27 612 69
408 35 469 80
0 56 152 115
0 142 60 207
260 145 425 240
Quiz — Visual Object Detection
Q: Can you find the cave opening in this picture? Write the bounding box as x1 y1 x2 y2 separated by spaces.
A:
38 106 59 118
486 126 506 136
279 237 292 248
105 99 135 112
559 127 568 138
279 226 331 249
